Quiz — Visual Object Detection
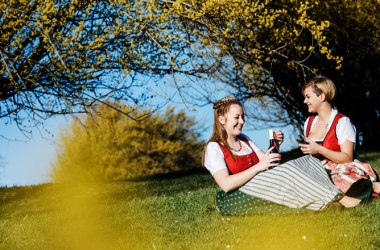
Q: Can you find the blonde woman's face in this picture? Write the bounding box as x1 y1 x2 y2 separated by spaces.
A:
303 86 325 113
218 104 244 137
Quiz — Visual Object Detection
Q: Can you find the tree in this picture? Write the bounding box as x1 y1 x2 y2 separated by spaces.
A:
159 0 341 124
1 1 334 127
51 101 203 182
4 0 377 149
161 0 380 149
307 0 380 150
0 0 204 134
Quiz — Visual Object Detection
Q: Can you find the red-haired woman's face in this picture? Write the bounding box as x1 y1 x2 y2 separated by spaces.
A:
218 104 245 137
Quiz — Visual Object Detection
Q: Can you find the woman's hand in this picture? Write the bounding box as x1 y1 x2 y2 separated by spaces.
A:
274 130 284 145
299 138 321 155
213 147 280 192
256 147 281 172
299 138 354 163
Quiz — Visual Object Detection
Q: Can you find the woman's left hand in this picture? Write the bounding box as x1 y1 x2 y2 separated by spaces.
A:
274 130 284 145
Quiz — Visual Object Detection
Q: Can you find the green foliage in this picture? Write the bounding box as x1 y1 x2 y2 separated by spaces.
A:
308 0 380 150
2 0 378 149
0 0 200 130
51 102 204 182
1 0 337 134
2 152 380 249
165 0 340 67
162 0 380 149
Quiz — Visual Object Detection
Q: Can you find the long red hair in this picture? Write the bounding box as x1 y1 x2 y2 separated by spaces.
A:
202 96 243 165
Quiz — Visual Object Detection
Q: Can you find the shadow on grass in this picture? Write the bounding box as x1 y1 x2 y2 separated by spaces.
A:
104 167 215 201
127 167 209 182
356 151 380 162
0 168 215 206
3 151 378 207
0 183 54 203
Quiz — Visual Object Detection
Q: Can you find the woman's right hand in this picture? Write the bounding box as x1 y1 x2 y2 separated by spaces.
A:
299 138 320 155
256 147 281 172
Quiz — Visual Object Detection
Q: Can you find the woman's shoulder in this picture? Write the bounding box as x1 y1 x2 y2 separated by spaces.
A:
334 111 353 124
337 115 355 130
207 141 220 146
205 141 224 159
206 141 222 151
305 115 316 122
304 116 315 126
336 112 350 119
332 108 350 119
337 115 352 122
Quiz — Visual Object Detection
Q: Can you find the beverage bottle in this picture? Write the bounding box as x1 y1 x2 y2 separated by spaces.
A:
268 129 280 163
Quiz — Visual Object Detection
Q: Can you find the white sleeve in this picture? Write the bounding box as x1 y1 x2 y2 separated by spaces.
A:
336 117 356 144
204 142 228 175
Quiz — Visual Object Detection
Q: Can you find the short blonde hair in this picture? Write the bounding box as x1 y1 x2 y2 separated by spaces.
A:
302 76 336 102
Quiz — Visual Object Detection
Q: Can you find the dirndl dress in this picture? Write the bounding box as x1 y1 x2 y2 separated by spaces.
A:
216 155 343 215
321 159 377 200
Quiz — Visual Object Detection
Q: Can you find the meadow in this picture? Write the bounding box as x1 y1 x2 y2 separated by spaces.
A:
1 151 380 250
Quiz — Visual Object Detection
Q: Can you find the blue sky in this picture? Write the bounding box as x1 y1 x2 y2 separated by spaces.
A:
0 116 68 187
0 97 298 187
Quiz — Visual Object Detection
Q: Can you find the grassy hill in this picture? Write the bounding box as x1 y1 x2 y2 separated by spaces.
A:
1 152 380 250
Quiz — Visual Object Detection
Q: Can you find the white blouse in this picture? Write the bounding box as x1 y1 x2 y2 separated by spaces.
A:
204 134 261 175
303 108 356 144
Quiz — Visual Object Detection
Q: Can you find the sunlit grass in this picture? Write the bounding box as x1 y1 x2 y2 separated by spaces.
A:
1 152 380 249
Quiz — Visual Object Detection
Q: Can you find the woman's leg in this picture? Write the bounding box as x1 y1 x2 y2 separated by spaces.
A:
338 196 361 208
373 182 380 193
239 155 343 211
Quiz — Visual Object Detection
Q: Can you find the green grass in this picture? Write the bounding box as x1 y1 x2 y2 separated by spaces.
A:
1 152 380 250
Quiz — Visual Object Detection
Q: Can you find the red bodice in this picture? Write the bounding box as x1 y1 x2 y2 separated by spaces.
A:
217 137 260 174
306 113 346 153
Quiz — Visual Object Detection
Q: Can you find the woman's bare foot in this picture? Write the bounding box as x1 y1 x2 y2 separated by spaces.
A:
373 182 380 194
338 196 361 208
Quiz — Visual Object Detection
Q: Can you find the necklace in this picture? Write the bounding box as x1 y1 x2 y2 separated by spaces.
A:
324 120 330 130
230 139 242 152
319 118 329 130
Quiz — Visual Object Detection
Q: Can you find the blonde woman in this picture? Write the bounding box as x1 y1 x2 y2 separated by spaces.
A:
299 76 379 207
